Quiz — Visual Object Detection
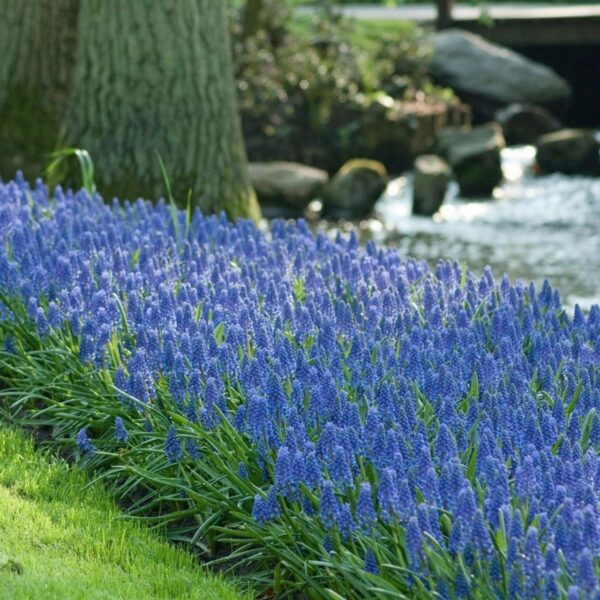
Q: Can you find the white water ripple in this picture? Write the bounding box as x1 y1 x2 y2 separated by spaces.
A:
374 143 600 310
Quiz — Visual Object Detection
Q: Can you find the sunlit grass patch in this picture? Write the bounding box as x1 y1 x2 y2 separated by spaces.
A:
0 427 248 600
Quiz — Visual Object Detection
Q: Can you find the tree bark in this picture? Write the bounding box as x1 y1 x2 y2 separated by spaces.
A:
436 0 454 30
0 0 78 179
243 0 265 41
0 0 260 221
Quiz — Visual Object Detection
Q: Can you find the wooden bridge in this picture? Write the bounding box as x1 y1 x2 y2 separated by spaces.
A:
443 4 600 48
298 4 600 47
298 3 600 125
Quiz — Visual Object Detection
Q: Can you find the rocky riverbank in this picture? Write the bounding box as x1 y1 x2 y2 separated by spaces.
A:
249 28 599 220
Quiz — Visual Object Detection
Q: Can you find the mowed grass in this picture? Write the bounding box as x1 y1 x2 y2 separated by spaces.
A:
289 13 418 51
0 427 249 600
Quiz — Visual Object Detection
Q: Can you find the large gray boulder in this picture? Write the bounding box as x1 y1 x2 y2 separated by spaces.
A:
535 129 600 176
436 123 505 197
495 104 562 146
248 162 328 218
412 155 452 216
322 159 388 219
431 30 572 117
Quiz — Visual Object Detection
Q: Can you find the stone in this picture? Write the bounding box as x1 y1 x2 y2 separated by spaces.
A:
430 29 572 118
436 122 505 197
412 155 452 216
352 95 472 174
495 104 562 146
322 159 388 219
535 129 600 175
248 162 328 218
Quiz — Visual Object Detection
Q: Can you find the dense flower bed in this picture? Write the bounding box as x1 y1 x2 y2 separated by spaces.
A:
0 175 599 598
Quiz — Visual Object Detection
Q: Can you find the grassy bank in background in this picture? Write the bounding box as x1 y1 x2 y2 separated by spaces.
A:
0 427 248 600
289 13 417 52
291 0 600 5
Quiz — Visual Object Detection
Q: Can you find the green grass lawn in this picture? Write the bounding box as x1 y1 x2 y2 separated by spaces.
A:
0 427 249 600
289 13 417 49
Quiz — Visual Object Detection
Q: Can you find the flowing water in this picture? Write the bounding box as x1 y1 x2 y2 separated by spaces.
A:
323 141 600 311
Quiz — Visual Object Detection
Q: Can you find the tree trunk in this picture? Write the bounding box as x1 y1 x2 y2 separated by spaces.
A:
243 0 264 41
0 0 78 179
0 0 260 222
436 0 454 30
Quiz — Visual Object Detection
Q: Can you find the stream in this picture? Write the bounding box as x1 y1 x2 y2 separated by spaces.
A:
324 141 600 311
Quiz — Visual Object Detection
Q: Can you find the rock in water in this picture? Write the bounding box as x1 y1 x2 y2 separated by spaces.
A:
431 30 572 117
495 104 562 146
535 129 600 175
436 123 505 197
351 95 472 174
322 159 388 219
248 162 329 218
412 155 452 216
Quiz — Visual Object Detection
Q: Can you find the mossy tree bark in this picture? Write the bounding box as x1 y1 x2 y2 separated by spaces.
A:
0 0 78 179
0 1 260 221
243 0 265 40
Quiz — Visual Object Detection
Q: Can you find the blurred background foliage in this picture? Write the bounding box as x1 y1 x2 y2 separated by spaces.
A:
230 1 455 171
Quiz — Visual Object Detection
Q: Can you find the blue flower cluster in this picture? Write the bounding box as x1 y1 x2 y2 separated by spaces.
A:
1 174 599 597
